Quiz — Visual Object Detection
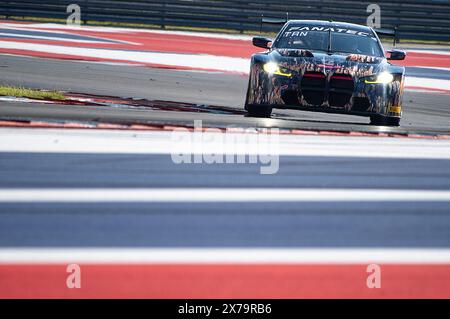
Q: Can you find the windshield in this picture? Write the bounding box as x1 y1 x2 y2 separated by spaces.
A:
274 24 383 57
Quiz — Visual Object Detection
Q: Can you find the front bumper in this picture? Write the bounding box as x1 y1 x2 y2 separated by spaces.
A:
246 68 403 118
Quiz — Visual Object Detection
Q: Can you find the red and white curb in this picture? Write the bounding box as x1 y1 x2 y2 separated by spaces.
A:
1 248 449 298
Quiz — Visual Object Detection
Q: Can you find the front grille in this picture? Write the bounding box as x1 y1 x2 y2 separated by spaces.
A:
299 72 355 107
301 72 326 106
328 74 354 107
301 72 327 87
330 75 354 90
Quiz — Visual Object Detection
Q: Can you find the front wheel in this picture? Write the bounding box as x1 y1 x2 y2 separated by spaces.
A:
370 115 400 127
245 104 272 118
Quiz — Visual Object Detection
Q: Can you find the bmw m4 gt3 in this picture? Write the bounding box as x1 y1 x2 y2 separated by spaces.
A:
245 20 406 126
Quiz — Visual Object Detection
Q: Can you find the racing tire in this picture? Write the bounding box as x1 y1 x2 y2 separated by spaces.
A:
245 104 273 118
370 115 400 127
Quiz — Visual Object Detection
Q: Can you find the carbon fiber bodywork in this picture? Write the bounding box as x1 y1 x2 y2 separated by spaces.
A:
245 21 405 121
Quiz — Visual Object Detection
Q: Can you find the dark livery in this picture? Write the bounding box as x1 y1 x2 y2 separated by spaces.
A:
245 20 406 126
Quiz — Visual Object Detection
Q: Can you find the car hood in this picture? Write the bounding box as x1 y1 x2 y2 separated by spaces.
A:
272 49 386 77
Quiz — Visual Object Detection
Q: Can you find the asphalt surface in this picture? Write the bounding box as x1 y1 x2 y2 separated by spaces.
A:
0 54 449 250
0 55 450 134
1 152 449 248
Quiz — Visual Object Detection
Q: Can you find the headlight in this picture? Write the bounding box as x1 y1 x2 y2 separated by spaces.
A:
364 71 394 84
263 62 279 74
263 62 292 77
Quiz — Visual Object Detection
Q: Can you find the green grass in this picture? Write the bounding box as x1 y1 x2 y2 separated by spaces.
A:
0 16 68 24
0 86 65 100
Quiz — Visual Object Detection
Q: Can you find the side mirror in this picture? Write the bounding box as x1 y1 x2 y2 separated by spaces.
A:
387 50 406 61
252 36 272 49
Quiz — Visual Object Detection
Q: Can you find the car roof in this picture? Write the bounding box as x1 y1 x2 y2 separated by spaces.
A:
286 20 373 33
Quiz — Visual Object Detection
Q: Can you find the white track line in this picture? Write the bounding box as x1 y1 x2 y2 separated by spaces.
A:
1 188 450 202
405 77 450 92
2 128 450 159
0 32 114 44
0 41 250 73
1 248 450 264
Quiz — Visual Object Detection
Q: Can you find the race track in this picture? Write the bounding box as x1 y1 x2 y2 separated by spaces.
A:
1 55 450 135
0 22 450 298
1 127 450 298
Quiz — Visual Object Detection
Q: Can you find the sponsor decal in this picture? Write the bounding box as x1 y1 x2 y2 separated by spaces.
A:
287 25 371 37
346 54 381 64
388 105 402 114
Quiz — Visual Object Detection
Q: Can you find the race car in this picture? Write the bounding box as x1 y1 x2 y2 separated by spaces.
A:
245 20 406 126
